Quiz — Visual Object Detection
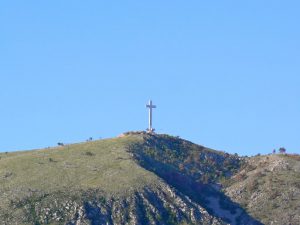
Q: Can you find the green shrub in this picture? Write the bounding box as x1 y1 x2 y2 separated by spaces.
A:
85 151 95 156
48 158 55 162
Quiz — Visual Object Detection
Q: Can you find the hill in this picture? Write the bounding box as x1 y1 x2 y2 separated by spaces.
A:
0 132 298 224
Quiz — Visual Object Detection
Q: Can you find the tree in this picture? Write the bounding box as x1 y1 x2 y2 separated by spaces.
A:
279 147 286 154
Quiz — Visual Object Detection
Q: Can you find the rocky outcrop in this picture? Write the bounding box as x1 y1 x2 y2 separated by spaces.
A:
224 154 300 225
4 184 225 225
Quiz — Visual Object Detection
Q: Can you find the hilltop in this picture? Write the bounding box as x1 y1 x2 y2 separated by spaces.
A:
0 132 299 224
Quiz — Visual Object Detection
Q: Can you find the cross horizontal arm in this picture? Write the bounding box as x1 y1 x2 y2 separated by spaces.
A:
146 105 156 108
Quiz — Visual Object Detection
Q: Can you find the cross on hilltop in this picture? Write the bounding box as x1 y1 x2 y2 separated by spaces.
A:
146 100 156 133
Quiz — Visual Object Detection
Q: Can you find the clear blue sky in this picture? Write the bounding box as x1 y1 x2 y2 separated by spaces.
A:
1 1 299 156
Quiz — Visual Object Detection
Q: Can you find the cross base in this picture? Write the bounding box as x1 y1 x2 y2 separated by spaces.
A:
146 128 155 133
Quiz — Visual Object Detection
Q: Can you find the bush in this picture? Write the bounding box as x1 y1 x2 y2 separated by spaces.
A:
279 147 286 154
48 158 55 162
85 151 95 156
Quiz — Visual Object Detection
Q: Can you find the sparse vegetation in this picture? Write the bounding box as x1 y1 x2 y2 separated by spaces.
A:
223 154 300 225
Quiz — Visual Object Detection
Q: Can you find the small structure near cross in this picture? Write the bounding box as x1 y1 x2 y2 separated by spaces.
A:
146 100 156 133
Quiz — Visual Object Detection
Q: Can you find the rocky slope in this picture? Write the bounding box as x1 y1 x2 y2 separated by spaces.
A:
0 131 298 224
223 154 300 225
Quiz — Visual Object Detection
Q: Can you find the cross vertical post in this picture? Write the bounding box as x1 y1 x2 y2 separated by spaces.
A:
146 100 156 133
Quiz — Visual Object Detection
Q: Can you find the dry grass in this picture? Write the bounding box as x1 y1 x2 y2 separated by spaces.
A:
0 135 160 211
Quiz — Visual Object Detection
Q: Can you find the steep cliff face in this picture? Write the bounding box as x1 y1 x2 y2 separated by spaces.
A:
0 132 298 224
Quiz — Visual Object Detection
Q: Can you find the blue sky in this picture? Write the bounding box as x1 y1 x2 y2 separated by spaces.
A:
0 1 299 155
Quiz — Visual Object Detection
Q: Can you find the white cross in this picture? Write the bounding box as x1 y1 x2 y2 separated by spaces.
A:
146 100 156 133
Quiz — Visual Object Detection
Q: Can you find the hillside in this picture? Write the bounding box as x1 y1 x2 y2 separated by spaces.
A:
0 132 298 224
223 154 300 224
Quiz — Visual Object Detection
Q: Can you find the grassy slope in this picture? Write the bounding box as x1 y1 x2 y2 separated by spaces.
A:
0 135 158 192
0 135 159 210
